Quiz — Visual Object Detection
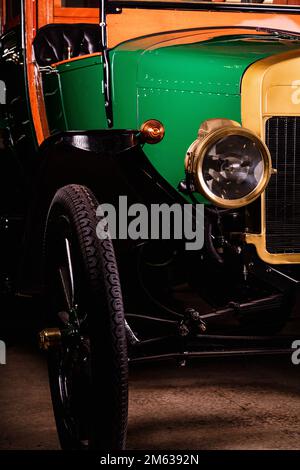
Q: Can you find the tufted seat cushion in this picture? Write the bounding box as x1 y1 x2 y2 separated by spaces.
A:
33 23 102 67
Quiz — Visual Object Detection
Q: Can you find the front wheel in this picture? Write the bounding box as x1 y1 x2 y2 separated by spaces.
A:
42 184 128 450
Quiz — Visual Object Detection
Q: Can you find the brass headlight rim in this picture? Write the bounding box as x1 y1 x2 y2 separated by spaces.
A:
194 126 272 209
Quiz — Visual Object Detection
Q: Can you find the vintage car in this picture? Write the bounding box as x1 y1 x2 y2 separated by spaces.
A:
2 0 300 451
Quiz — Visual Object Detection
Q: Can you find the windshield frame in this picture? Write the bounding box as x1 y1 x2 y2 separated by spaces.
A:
107 0 300 15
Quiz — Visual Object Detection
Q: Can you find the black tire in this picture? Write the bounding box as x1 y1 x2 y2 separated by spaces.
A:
44 184 128 450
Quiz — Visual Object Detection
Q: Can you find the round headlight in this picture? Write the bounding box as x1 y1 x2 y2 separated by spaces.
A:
186 125 271 208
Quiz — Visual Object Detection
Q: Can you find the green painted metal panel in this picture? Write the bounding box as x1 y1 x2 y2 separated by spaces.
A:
111 50 142 129
58 55 107 131
110 32 300 197
136 34 300 95
43 55 107 132
42 29 300 201
138 88 241 202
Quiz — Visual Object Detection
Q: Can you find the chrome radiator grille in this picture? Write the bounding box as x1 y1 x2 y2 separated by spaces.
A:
265 116 300 254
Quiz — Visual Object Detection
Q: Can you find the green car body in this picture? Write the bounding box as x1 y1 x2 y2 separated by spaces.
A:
44 32 300 202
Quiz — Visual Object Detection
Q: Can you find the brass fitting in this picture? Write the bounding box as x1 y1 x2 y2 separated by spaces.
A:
140 119 165 144
39 328 62 351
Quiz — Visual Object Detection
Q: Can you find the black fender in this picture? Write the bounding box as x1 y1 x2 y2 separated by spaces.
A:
17 129 183 294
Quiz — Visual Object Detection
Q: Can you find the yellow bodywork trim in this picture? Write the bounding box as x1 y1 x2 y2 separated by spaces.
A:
241 48 300 264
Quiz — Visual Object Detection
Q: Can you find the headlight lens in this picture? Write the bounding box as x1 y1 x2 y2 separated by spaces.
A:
203 134 264 200
186 122 271 208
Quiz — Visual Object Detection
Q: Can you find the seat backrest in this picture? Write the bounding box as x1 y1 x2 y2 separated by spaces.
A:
33 23 102 67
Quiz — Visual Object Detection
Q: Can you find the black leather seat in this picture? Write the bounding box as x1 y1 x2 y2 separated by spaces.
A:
33 23 102 67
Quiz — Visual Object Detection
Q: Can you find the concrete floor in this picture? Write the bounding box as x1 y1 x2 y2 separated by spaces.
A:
1 344 300 450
